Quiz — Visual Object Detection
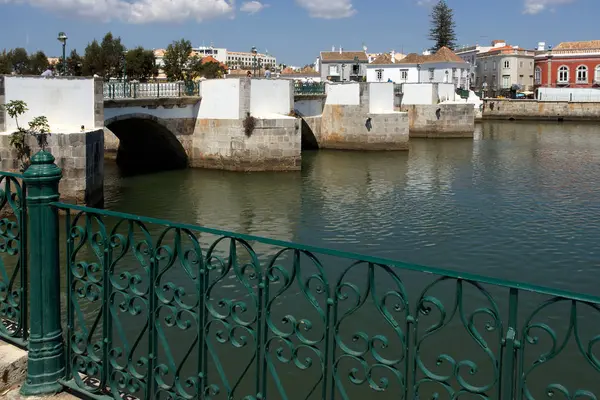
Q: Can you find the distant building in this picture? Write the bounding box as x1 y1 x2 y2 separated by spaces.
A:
475 40 535 94
318 48 369 82
534 40 600 88
226 51 277 71
366 47 469 87
455 44 492 88
191 46 227 64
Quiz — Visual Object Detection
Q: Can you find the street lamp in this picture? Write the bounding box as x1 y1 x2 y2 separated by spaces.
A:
57 32 67 76
122 51 128 82
251 46 258 77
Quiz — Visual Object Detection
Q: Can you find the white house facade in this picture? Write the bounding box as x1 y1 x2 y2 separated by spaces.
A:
366 47 470 88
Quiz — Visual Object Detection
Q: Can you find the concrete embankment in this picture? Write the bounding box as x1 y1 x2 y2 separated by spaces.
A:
482 99 600 121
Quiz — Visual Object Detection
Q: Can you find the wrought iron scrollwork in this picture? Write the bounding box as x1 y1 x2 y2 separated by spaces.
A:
0 173 27 346
55 203 600 400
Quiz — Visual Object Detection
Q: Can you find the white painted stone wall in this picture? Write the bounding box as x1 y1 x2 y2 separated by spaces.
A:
369 83 395 114
402 83 457 105
198 79 241 119
2 76 96 132
104 103 199 121
325 83 360 105
402 84 436 105
250 79 293 117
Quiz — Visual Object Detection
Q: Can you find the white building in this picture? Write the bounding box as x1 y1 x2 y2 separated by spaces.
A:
192 46 227 64
366 47 470 88
226 51 277 70
455 44 493 88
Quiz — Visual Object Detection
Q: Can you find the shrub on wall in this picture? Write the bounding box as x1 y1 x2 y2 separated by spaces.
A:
1 100 51 171
243 112 257 138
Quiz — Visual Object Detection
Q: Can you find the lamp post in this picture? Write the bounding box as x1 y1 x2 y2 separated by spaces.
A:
251 46 258 77
57 32 67 76
122 51 127 82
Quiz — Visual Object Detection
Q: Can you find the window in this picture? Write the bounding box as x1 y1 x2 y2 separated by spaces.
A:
329 65 339 75
596 65 600 82
400 69 408 80
520 61 523 68
502 75 510 88
376 69 383 81
558 66 569 83
493 61 497 69
352 64 360 75
429 68 435 80
444 70 449 83
576 65 588 83
484 62 488 71
504 60 510 69
519 75 524 84
535 67 542 84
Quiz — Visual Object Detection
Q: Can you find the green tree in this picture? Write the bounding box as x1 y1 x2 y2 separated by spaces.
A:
163 39 192 81
83 40 103 76
100 32 126 78
66 49 83 76
27 51 49 75
0 50 11 74
428 0 457 51
200 61 227 79
8 48 29 74
125 47 157 81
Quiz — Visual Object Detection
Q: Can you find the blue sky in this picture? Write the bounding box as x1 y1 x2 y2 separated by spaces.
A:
0 0 597 65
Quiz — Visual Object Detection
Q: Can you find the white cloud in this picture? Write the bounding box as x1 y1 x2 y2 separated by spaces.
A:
240 0 268 13
523 0 576 14
295 0 356 19
0 0 235 23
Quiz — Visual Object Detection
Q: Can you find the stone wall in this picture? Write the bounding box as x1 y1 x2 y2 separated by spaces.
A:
301 116 322 149
482 99 600 121
406 104 475 138
0 129 104 206
190 117 301 171
320 83 409 150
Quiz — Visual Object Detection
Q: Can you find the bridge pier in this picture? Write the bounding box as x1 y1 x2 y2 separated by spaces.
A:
0 76 104 206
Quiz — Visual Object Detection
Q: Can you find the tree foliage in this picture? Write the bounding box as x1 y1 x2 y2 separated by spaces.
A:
428 0 457 51
125 47 157 81
82 40 103 76
28 51 49 75
0 50 12 74
101 32 126 78
8 48 29 74
163 39 193 81
1 100 51 171
67 50 84 76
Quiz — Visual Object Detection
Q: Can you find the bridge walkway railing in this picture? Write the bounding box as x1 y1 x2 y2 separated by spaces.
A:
103 81 200 99
1 150 599 399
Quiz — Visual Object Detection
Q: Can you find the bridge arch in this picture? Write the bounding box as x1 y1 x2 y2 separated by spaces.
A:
105 113 188 175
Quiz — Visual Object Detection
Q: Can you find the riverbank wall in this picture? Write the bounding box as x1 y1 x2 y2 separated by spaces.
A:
0 75 104 206
319 82 409 150
191 78 301 171
405 104 475 138
482 99 600 121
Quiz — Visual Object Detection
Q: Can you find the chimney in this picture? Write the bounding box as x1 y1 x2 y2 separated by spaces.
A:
537 41 546 51
339 46 343 54
391 50 396 63
332 45 335 52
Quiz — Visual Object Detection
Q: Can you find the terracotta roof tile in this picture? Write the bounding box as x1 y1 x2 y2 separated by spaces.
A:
554 40 600 50
320 51 368 62
395 47 466 64
371 53 394 64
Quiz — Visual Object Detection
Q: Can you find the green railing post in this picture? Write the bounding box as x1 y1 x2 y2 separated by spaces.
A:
20 151 65 396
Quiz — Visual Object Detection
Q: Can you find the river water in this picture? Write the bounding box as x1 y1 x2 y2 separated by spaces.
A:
105 121 600 294
68 120 600 399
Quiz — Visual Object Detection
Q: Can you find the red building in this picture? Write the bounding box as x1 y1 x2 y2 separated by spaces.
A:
534 40 600 88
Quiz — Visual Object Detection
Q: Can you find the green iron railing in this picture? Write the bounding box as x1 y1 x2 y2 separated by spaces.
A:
294 81 326 96
0 171 28 348
103 81 200 100
5 151 600 399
